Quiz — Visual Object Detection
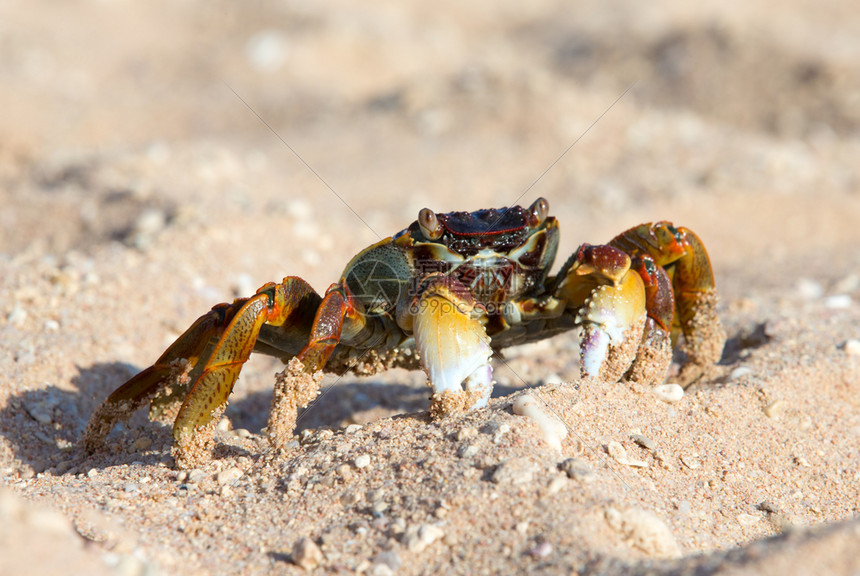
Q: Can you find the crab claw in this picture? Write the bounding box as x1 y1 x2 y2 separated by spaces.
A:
611 222 726 384
557 244 647 381
407 274 493 418
625 256 674 385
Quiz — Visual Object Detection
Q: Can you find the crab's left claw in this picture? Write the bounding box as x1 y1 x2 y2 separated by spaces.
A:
556 244 646 381
402 275 493 419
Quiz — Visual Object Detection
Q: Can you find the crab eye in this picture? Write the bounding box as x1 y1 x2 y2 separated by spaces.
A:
418 208 443 240
528 197 549 227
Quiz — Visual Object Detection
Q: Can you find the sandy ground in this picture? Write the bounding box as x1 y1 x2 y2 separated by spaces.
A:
2 0 860 574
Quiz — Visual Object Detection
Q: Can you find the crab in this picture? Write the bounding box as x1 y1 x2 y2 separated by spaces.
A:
83 198 725 467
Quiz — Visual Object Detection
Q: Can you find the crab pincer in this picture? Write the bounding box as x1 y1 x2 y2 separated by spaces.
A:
405 274 494 419
555 244 647 381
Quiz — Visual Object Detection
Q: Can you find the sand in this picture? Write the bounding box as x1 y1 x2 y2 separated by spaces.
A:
1 0 859 574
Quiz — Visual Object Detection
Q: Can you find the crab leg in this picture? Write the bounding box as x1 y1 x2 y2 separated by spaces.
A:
625 255 675 385
611 222 725 379
82 303 237 454
406 274 493 419
82 277 321 464
266 287 367 449
556 244 646 381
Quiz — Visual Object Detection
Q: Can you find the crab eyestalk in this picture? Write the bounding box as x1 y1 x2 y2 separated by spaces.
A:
527 197 549 227
418 208 444 240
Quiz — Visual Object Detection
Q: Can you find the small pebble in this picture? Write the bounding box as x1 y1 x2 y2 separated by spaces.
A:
482 420 511 442
824 294 852 309
341 491 362 506
834 274 860 293
730 366 753 381
24 396 58 426
300 429 315 444
371 565 394 576
187 470 207 484
652 384 684 403
608 442 648 468
216 467 243 486
559 458 594 482
512 394 567 451
526 541 553 558
491 458 537 485
131 437 152 452
354 454 371 469
373 550 402 572
736 513 762 527
680 455 701 470
335 464 354 484
389 517 407 535
245 30 290 73
630 433 656 452
605 507 681 557
843 339 860 355
292 537 323 570
764 400 788 419
796 278 823 299
43 319 60 331
457 443 479 459
344 424 363 434
405 523 445 553
7 305 27 326
546 474 568 494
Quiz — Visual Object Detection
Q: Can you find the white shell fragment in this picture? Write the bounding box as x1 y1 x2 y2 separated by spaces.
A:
607 441 648 468
512 394 568 451
843 339 860 355
354 455 371 469
652 384 684 403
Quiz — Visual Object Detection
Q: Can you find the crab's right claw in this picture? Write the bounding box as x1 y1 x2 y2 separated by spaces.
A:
405 275 493 419
556 244 647 381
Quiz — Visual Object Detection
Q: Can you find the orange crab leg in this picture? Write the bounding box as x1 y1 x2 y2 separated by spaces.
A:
171 278 328 456
611 222 725 373
82 277 321 458
265 286 368 449
82 303 237 454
